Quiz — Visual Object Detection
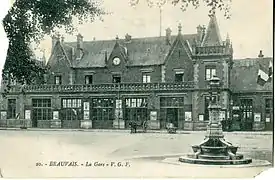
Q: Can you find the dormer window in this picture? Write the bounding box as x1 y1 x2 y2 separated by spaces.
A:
55 75 62 85
113 75 121 83
174 69 184 82
142 73 151 83
175 72 184 82
85 75 93 84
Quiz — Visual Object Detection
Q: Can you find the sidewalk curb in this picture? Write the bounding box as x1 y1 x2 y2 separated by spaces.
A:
0 127 272 135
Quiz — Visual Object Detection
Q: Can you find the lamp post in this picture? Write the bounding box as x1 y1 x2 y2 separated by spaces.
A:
229 99 234 131
179 75 252 165
205 75 223 138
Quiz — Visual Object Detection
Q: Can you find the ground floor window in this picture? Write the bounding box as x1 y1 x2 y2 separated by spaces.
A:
91 108 114 121
7 99 16 119
62 98 82 109
160 97 184 107
160 97 185 128
90 98 115 129
124 97 148 128
160 108 184 128
265 98 273 125
240 99 253 130
240 99 253 120
60 98 82 126
32 99 52 128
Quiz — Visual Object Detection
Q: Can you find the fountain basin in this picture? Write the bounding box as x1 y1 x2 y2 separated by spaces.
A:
200 145 227 154
179 155 252 165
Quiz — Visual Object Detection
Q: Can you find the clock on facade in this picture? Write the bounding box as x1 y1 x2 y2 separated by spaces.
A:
113 57 121 65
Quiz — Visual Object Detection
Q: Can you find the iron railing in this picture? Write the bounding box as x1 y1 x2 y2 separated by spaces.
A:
8 82 195 93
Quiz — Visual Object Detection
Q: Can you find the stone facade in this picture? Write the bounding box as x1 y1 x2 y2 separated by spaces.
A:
0 15 273 131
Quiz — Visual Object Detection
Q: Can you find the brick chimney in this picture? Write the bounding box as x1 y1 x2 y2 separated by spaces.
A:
125 33 132 43
42 49 47 66
51 34 59 53
77 33 83 49
165 28 172 45
76 33 84 59
197 25 205 43
202 25 206 41
196 25 204 44
61 36 65 44
258 50 264 58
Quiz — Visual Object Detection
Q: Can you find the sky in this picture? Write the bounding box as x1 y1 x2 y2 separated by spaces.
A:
0 0 274 82
35 0 273 61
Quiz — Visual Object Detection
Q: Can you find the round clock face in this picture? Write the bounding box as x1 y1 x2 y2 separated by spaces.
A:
113 57 121 65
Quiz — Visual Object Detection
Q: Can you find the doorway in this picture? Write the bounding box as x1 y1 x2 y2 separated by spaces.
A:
166 108 178 127
32 99 52 128
240 99 253 131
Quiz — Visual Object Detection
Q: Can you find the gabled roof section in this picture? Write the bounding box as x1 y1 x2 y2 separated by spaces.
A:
201 14 222 46
66 40 116 68
123 36 173 66
111 40 128 61
64 34 197 68
164 33 194 63
48 40 72 67
230 57 273 92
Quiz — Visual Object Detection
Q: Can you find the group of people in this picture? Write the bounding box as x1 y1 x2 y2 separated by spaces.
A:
129 119 235 133
129 120 147 133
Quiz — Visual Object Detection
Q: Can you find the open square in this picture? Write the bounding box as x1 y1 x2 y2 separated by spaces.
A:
0 130 272 178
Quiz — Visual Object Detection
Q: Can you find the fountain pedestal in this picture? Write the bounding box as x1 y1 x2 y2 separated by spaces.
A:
179 76 252 165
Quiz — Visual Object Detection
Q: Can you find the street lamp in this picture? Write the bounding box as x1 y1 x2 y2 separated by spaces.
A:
229 99 234 131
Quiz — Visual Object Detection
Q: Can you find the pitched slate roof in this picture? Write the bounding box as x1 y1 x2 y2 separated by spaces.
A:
63 34 197 68
68 40 115 68
230 57 273 92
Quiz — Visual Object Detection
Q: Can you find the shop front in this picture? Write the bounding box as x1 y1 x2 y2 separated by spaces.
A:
159 97 185 129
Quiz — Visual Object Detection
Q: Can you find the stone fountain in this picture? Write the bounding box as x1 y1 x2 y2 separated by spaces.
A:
179 76 252 165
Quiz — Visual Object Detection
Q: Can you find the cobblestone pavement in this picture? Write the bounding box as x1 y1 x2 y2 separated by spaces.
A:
0 130 273 178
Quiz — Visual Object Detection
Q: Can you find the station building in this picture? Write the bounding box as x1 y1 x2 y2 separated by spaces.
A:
0 15 273 131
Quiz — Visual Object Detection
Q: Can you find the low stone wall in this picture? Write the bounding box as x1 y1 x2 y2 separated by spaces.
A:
81 120 93 129
113 120 125 129
37 120 51 128
0 119 32 128
148 120 160 130
0 120 7 127
252 122 265 131
193 121 208 131
183 122 194 130
50 119 61 128
0 119 270 132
